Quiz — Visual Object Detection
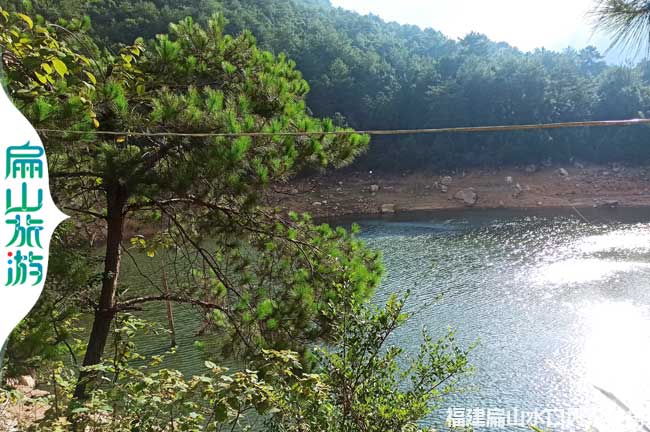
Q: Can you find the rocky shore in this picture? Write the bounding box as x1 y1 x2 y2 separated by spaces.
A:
1 375 49 430
271 163 650 218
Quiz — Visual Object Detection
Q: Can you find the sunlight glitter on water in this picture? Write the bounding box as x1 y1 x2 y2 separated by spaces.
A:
578 301 650 429
533 258 650 285
357 211 650 432
576 225 650 253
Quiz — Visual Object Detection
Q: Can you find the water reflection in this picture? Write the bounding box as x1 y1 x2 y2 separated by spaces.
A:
534 259 650 285
579 301 650 430
357 210 650 431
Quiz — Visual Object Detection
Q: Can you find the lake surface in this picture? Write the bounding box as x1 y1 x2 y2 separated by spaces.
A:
354 208 650 432
134 208 650 432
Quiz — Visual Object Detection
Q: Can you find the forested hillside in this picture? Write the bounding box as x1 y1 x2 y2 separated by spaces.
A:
12 0 650 170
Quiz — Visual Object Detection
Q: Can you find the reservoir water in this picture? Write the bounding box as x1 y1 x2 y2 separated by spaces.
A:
132 208 650 431
355 208 650 431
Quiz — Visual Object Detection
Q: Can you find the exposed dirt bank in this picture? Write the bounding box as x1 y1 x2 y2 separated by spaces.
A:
270 163 650 218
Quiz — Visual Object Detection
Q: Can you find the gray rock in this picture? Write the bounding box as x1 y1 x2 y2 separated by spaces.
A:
513 183 523 198
454 188 478 206
597 200 619 209
440 184 448 193
574 162 585 169
19 375 35 389
557 168 569 177
505 176 514 184
312 201 322 207
29 389 50 398
369 184 380 193
380 204 396 214
440 176 453 186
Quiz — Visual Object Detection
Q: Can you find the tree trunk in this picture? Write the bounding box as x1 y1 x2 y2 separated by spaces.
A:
73 186 127 400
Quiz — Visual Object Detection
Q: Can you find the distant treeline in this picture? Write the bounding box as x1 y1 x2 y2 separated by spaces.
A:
9 0 650 170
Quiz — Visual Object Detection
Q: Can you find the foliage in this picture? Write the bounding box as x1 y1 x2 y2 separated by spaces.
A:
4 223 96 377
31 296 469 431
591 0 650 54
267 292 471 432
2 7 380 404
34 316 283 431
0 5 96 126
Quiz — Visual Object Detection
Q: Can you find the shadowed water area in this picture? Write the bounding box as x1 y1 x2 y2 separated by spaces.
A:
129 208 650 432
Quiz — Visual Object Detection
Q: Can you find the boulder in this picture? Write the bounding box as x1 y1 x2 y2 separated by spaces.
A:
557 168 569 177
380 204 396 214
505 176 514 185
440 184 448 193
29 389 50 398
597 200 619 209
513 183 523 198
312 201 322 207
454 188 478 206
19 375 36 389
440 176 453 186
369 184 380 193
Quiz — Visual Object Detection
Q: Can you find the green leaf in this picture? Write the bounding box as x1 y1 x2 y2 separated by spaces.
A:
257 299 275 320
51 58 68 77
16 13 33 29
71 407 89 414
34 71 47 84
214 403 228 422
84 71 97 85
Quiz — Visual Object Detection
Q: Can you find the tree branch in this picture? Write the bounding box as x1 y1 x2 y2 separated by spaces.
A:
116 294 226 312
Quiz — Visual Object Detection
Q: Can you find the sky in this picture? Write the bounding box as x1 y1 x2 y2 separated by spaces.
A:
329 0 636 64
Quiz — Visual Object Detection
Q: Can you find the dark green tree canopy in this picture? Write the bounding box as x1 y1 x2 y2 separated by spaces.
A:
16 0 650 170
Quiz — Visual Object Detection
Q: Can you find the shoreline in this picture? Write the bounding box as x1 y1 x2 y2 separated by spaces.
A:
271 163 650 219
